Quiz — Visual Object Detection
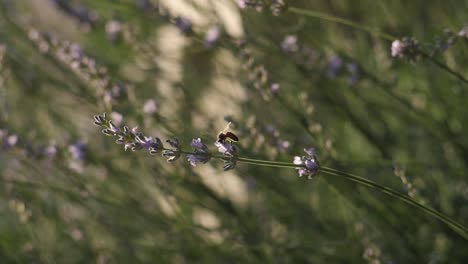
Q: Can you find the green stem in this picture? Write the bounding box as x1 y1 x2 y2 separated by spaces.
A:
288 7 395 41
320 166 468 240
288 6 468 85
419 51 468 85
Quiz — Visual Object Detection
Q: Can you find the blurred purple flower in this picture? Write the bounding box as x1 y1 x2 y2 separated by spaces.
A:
68 140 86 160
175 17 192 34
204 25 222 48
143 99 158 114
327 56 343 78
281 35 299 53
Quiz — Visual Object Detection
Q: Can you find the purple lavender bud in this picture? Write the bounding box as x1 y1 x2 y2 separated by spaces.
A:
162 138 181 162
281 35 299 53
304 147 315 157
162 149 181 162
204 25 222 48
149 138 163 154
223 159 237 171
187 138 211 167
327 56 343 78
135 135 163 154
214 141 238 157
93 113 107 126
68 140 86 160
166 138 180 149
191 138 208 150
293 148 320 179
175 16 192 34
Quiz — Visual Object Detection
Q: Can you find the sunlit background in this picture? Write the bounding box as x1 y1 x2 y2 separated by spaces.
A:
1 0 468 263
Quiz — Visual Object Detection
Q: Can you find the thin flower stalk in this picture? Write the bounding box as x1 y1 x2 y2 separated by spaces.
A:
93 113 468 240
286 6 468 85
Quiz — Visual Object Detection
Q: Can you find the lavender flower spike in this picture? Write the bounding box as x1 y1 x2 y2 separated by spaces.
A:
293 148 320 179
134 135 163 154
187 138 211 167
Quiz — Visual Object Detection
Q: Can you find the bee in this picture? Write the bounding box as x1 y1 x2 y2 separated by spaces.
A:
217 122 239 144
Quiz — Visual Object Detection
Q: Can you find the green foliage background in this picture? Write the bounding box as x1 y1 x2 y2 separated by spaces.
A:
1 0 468 263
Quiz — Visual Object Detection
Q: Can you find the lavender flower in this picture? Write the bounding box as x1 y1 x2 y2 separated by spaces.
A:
391 38 419 61
214 141 238 157
68 140 86 160
175 17 192 34
293 148 320 179
281 35 299 53
327 56 343 78
187 138 211 167
162 138 181 162
105 20 123 41
204 25 222 48
134 135 163 154
214 139 238 171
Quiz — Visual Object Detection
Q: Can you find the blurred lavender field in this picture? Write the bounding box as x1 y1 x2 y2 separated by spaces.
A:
1 0 468 263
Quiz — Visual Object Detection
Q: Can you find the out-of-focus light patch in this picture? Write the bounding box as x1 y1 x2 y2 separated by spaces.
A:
193 208 220 229
28 0 86 37
155 26 187 121
161 0 243 38
145 185 180 217
211 0 244 38
161 0 209 26
198 165 249 207
193 214 224 244
196 49 246 131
